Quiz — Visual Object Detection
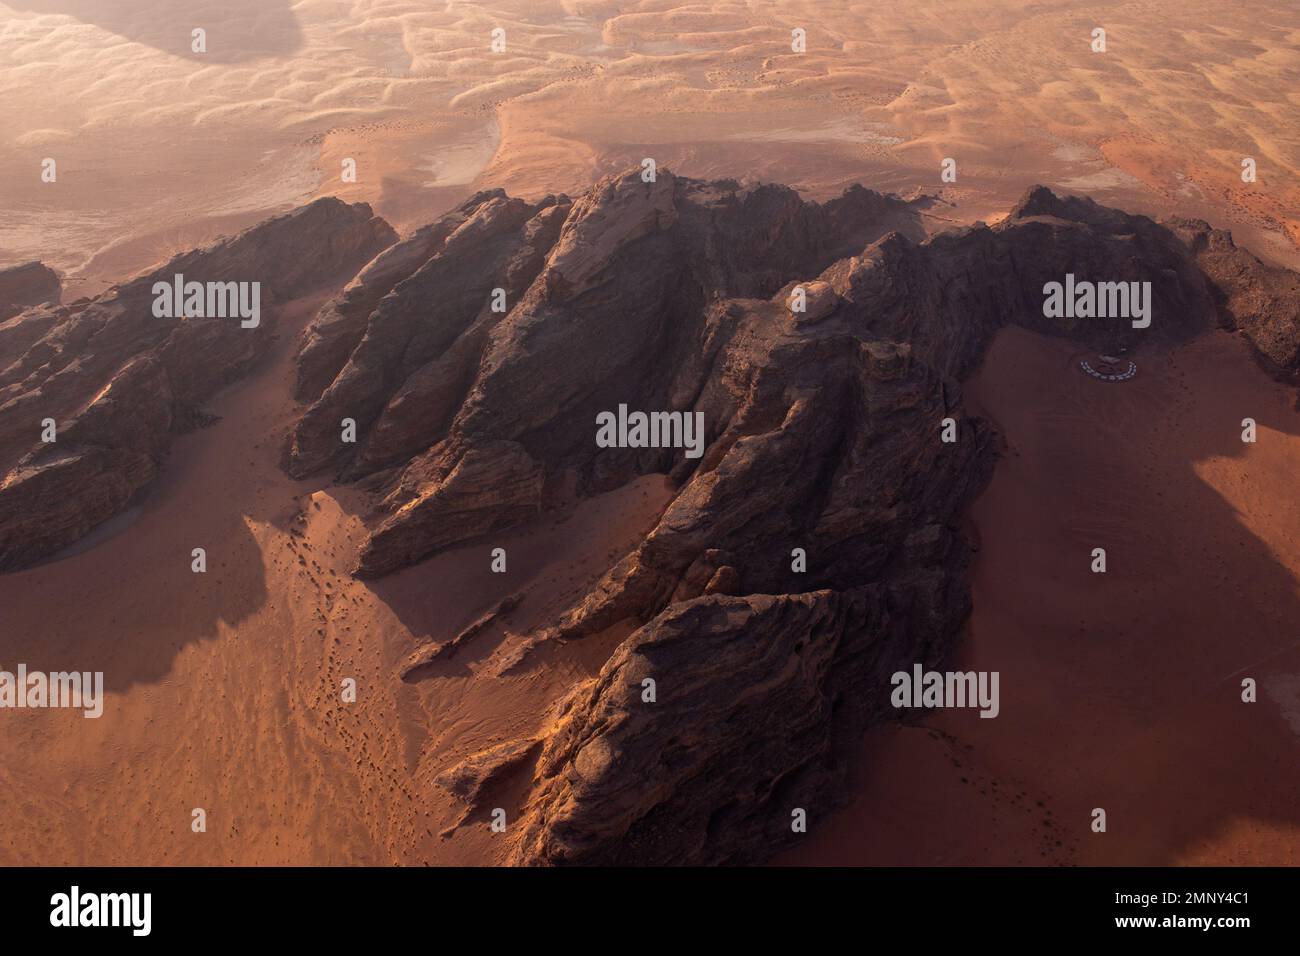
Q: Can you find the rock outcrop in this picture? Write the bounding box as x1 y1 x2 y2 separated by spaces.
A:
288 171 934 574
293 175 1271 592
1168 218 1300 374
0 261 60 321
509 586 952 865
6 166 1295 864
0 199 395 571
281 170 1297 864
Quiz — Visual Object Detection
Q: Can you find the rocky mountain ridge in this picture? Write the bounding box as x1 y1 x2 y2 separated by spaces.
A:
0 199 394 570
1 170 1295 865
281 170 1296 864
0 261 60 321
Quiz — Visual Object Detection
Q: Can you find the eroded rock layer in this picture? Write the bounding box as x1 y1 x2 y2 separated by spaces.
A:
0 261 60 321
5 169 1296 865
0 199 395 571
283 172 1294 864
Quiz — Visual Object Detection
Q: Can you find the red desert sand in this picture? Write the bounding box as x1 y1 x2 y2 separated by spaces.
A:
0 291 672 865
780 327 1300 866
0 0 1297 866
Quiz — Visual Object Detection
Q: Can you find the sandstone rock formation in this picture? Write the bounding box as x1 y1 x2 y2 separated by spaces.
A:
0 199 395 571
1168 218 1300 375
0 261 60 321
4 169 1295 865
434 737 541 832
398 592 522 679
282 170 1296 864
288 171 931 575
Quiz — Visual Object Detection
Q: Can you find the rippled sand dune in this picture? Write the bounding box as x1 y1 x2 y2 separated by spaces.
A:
2 0 1297 298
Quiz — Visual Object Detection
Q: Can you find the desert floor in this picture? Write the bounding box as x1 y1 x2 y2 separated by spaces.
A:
781 326 1300 865
0 288 671 864
0 0 1298 865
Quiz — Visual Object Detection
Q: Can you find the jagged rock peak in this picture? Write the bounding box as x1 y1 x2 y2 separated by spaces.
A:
0 261 61 321
0 198 396 572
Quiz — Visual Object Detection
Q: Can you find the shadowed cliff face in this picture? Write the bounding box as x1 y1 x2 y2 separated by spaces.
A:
290 175 1298 588
0 262 60 321
1 172 1295 866
0 198 396 570
279 171 1297 864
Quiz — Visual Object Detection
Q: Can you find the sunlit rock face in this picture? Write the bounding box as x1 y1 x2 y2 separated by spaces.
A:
0 198 395 571
279 171 1298 864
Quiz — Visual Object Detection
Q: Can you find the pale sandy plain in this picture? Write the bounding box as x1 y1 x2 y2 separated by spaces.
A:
0 0 1298 865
